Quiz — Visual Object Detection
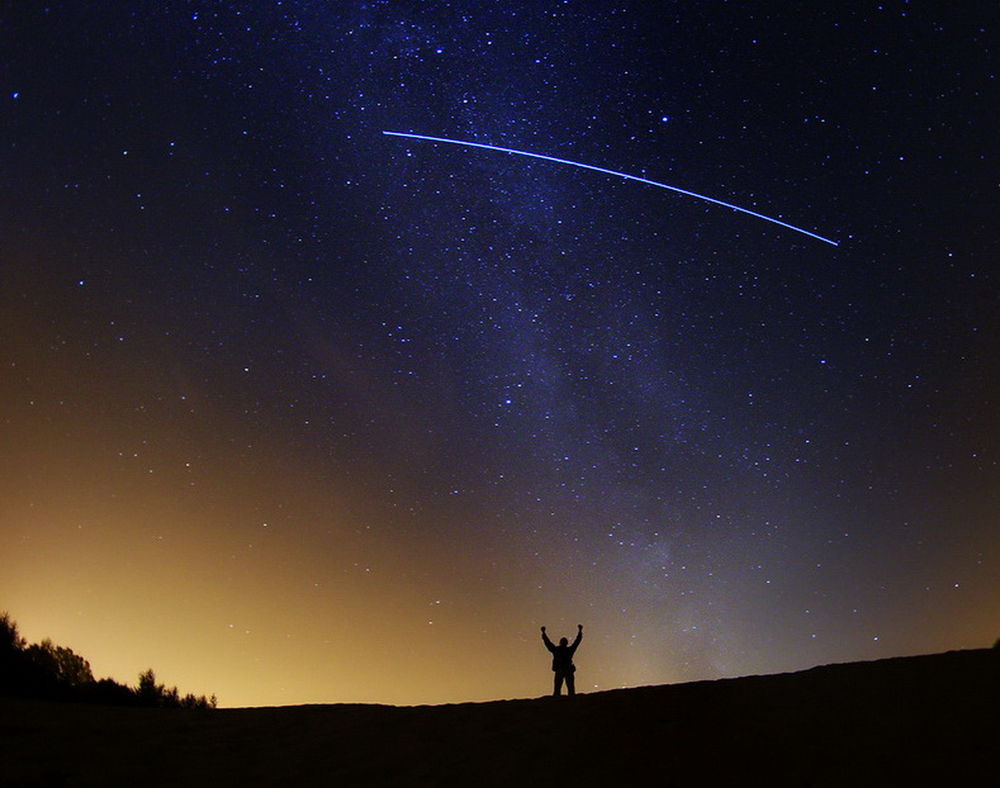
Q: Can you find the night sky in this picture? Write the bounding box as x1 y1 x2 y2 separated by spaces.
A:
3 2 997 707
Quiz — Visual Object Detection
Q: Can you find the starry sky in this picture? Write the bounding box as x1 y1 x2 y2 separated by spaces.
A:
2 2 997 707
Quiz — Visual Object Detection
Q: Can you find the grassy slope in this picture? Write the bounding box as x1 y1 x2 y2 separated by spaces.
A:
1 648 995 787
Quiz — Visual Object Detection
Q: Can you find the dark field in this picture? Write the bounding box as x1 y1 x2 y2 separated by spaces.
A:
2 649 995 787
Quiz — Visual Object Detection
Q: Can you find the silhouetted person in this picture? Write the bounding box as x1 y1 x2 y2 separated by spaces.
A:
541 624 583 696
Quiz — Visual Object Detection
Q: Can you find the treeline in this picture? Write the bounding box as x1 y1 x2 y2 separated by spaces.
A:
0 612 216 709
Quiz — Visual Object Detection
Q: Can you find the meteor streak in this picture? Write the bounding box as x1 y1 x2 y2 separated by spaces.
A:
383 130 839 246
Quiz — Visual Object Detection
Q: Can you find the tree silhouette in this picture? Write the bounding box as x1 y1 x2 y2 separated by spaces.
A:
0 611 215 709
136 667 215 709
0 612 26 651
25 639 94 687
137 668 163 705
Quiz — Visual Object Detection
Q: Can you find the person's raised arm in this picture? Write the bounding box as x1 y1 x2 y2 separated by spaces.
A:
541 625 555 652
570 623 583 651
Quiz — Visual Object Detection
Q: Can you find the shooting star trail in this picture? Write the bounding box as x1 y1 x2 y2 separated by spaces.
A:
383 130 839 247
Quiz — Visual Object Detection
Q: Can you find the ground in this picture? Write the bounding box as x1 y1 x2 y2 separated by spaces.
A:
1 649 995 787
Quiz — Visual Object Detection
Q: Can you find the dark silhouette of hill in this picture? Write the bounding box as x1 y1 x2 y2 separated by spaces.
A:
1 648 995 787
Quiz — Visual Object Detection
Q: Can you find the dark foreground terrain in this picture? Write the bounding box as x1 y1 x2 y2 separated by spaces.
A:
1 649 995 787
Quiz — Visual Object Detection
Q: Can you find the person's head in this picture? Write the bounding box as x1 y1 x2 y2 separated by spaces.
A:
559 637 568 647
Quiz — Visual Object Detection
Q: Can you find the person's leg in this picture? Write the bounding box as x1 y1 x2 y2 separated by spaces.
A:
553 672 563 696
566 671 575 696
